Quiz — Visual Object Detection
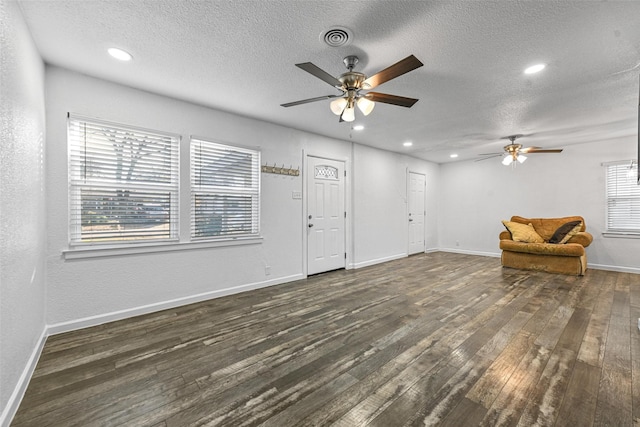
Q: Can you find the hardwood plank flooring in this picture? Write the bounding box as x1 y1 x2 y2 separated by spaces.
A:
11 252 640 426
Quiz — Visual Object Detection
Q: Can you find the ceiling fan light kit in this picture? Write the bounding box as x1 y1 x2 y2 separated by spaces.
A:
281 54 423 122
478 134 563 166
341 101 356 122
330 97 347 115
357 97 375 115
502 153 527 166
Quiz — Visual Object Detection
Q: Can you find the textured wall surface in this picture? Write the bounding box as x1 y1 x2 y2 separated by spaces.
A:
438 137 638 271
352 144 440 267
0 0 47 423
44 66 437 328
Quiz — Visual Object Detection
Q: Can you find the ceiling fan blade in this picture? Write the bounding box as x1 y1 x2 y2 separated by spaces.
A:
523 148 564 153
364 92 419 108
519 146 541 152
477 153 503 156
363 55 424 89
281 94 341 108
295 62 343 88
475 154 503 162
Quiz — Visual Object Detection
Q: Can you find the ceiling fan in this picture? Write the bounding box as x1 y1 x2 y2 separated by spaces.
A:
477 134 563 165
281 54 424 122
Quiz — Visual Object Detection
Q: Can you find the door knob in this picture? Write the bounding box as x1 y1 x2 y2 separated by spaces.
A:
409 218 413 222
308 223 314 228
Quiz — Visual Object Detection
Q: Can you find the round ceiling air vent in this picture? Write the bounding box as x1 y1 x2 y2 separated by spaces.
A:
320 27 352 47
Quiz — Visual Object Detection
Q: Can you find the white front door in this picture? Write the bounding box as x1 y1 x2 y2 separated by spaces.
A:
408 172 426 254
307 156 345 275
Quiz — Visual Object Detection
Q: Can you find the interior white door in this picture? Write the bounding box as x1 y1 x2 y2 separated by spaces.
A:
307 157 345 275
408 172 426 254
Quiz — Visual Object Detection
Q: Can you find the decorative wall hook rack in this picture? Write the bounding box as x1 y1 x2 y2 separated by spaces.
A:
261 163 300 176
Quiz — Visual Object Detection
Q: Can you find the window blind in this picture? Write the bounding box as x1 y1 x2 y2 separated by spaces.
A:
190 138 260 239
68 116 180 244
606 161 640 232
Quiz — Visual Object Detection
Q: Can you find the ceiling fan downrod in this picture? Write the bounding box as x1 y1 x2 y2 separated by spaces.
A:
343 55 358 72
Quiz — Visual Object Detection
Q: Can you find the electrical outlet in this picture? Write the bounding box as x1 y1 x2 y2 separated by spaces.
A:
456 240 460 247
265 266 271 276
292 191 302 199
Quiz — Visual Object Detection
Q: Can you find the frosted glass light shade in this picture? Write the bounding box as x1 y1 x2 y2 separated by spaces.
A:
342 106 356 122
357 97 375 116
517 154 527 163
330 98 348 115
502 155 513 166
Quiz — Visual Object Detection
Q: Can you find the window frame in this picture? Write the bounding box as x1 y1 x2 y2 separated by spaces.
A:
604 160 640 237
67 114 180 247
190 136 261 241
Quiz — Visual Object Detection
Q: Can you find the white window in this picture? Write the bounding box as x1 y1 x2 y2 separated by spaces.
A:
68 115 180 244
605 160 640 234
190 138 260 239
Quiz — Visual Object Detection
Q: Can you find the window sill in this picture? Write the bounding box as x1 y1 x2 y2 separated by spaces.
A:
63 236 263 260
602 232 640 239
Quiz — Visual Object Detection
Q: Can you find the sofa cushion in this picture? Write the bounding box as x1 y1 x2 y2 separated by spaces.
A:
499 240 585 256
549 220 582 244
510 215 585 241
501 220 544 243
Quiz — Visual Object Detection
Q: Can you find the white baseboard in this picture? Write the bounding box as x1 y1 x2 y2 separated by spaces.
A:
47 273 306 336
0 327 47 427
439 248 639 274
352 253 407 269
438 248 501 258
4 273 306 425
588 263 640 274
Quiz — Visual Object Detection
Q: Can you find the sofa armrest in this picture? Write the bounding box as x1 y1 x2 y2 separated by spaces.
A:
499 231 512 241
566 231 593 248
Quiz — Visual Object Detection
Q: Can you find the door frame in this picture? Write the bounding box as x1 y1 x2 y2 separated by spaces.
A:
407 170 427 255
302 151 352 276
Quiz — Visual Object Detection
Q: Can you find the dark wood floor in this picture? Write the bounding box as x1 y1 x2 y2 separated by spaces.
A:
12 252 640 426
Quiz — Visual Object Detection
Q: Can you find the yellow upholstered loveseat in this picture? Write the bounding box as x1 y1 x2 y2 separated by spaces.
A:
499 215 593 275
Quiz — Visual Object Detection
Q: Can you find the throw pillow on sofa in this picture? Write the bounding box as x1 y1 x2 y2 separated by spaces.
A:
501 220 545 243
549 220 582 244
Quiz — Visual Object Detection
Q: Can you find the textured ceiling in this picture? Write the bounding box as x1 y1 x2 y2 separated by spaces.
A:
17 0 640 163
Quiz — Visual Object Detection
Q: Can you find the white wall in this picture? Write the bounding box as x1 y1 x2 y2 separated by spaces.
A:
438 137 639 272
0 0 47 424
352 144 439 267
44 66 435 330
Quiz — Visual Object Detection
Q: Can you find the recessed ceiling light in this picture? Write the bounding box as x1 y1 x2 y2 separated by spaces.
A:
524 63 545 74
353 125 364 131
450 154 458 158
403 141 413 147
108 47 132 61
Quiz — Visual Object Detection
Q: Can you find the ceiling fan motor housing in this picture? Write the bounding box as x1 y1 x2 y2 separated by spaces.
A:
338 72 367 91
504 143 522 153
